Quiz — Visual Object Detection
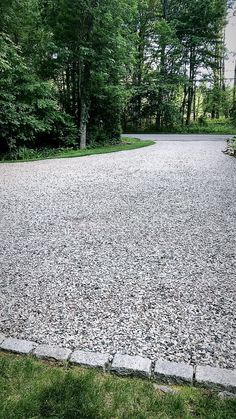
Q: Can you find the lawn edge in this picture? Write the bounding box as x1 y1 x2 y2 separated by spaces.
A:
0 138 155 164
0 335 235 393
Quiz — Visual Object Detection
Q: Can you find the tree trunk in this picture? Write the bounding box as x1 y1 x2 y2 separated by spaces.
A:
71 60 77 118
156 0 167 131
196 94 200 120
181 62 188 125
233 61 236 112
186 85 193 125
80 100 88 149
134 17 145 129
65 66 71 114
186 47 195 125
193 82 196 121
156 45 165 131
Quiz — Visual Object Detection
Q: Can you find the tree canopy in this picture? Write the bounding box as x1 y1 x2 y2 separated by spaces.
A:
0 0 234 156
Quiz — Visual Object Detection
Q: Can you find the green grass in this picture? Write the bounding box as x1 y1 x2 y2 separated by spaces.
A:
0 352 235 419
0 137 155 163
174 119 236 135
126 118 236 135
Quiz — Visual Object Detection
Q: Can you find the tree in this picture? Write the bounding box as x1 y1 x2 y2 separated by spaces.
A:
0 33 77 156
0 0 231 155
124 0 228 131
42 0 135 148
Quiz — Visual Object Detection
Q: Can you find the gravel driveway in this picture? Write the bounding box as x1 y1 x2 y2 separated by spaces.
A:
0 136 235 368
124 133 231 141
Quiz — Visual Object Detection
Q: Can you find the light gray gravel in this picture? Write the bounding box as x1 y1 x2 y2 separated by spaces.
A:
124 133 232 142
0 136 235 368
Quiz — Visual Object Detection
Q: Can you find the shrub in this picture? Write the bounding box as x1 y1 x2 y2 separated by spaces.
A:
0 33 78 155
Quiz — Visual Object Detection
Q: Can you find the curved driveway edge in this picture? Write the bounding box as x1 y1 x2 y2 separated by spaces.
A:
0 137 235 370
0 335 235 393
123 133 234 141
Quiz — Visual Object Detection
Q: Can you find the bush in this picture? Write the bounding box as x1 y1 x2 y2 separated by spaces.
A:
0 33 78 155
223 136 236 157
125 117 236 135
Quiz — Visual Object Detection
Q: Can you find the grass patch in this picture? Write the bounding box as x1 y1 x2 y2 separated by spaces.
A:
174 119 236 135
0 352 235 418
0 137 155 163
126 118 236 135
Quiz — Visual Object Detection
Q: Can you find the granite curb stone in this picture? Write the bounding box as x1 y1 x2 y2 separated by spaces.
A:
0 335 235 392
111 354 152 378
0 334 6 345
0 337 37 355
218 391 236 400
34 344 72 361
196 365 236 393
154 360 193 384
70 350 110 371
153 384 178 394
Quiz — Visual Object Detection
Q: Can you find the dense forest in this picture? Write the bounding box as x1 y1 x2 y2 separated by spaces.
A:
0 0 235 157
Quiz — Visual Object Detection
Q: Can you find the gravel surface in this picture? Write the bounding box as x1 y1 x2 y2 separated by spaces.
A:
0 137 235 368
124 133 232 141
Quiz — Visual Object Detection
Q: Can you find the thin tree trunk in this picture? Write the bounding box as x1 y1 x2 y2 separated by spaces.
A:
196 94 200 120
156 44 165 131
181 62 188 125
65 66 71 113
135 17 145 129
156 0 167 131
71 60 77 118
80 100 87 149
186 47 195 125
233 60 236 111
193 82 196 121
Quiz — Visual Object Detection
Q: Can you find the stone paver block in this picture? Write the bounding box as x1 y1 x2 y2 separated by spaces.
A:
196 365 236 393
0 337 36 355
111 354 152 378
154 360 193 384
0 334 6 345
70 350 110 370
34 344 71 361
153 384 177 394
218 391 236 400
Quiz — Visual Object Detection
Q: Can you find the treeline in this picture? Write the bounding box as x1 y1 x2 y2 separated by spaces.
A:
0 0 135 156
0 0 234 157
125 0 236 132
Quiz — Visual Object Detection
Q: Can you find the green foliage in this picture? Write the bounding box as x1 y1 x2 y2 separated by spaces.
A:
40 0 136 147
0 33 77 155
0 0 233 155
0 138 155 162
124 0 230 132
127 118 236 135
0 353 236 418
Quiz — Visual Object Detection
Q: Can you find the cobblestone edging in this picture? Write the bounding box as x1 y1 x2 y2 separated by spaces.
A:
0 335 235 393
